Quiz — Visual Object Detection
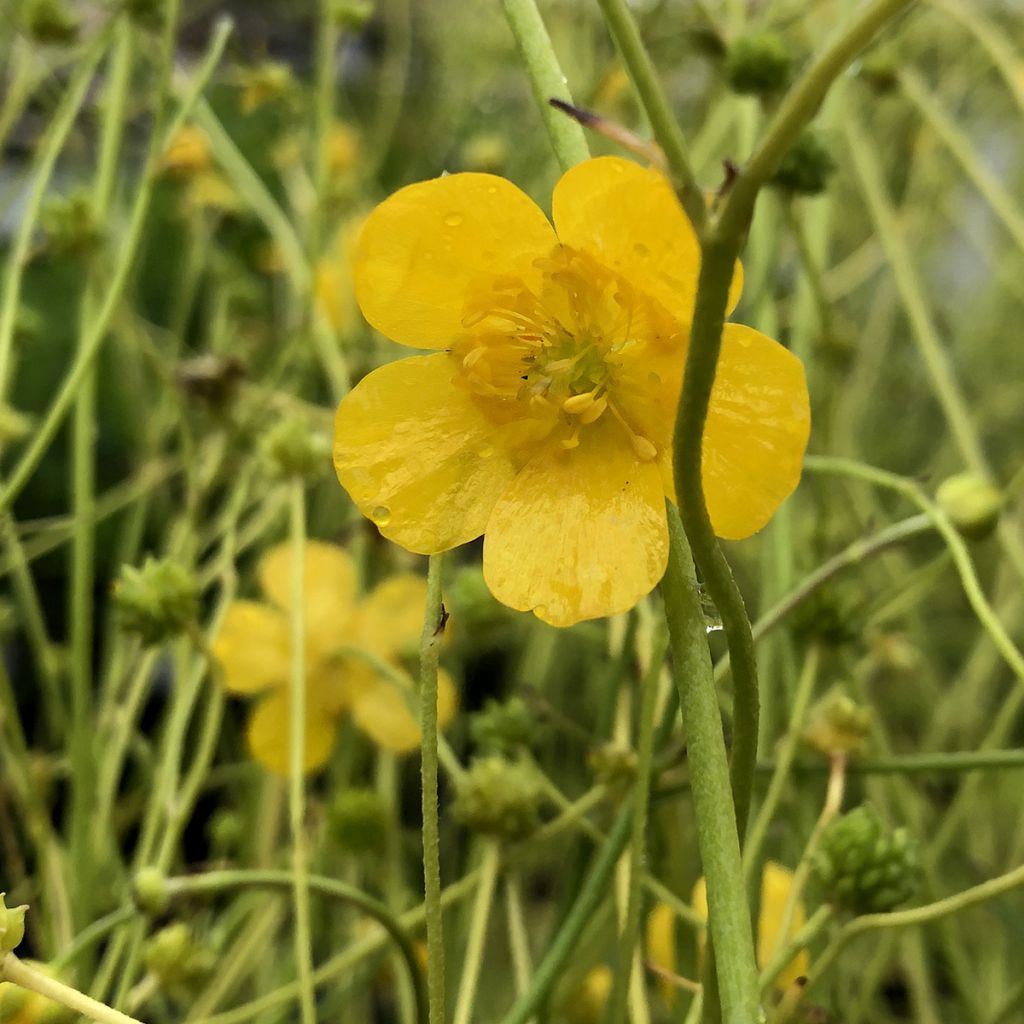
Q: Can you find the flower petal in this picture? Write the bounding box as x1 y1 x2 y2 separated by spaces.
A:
350 667 458 754
551 156 742 322
702 324 810 540
354 173 558 349
759 862 809 989
212 601 289 694
258 541 358 658
483 421 668 627
245 686 338 776
334 354 518 554
357 574 429 661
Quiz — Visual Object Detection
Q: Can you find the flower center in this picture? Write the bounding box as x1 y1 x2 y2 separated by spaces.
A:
451 246 676 459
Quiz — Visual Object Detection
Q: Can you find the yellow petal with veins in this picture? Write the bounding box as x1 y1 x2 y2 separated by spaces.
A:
354 172 558 349
482 419 667 627
551 155 742 324
702 324 810 539
334 354 519 553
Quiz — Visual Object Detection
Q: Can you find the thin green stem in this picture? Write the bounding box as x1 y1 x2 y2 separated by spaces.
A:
607 623 669 1024
661 504 759 1024
500 0 590 172
287 483 316 1024
419 553 447 1024
452 841 501 1024
595 0 707 230
0 955 144 1024
504 869 534 1003
757 904 832 994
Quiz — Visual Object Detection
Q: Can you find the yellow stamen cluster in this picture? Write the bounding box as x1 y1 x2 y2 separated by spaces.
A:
451 246 667 460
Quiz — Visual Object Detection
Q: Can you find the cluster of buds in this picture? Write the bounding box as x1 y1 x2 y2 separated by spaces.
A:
725 32 793 95
143 923 214 990
587 742 637 792
453 756 542 841
814 804 918 914
770 129 836 196
469 697 535 756
329 789 389 856
112 557 200 645
40 190 102 258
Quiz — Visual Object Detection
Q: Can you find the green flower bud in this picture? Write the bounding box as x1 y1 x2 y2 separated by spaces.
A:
329 789 389 855
113 558 200 645
207 810 245 856
331 0 373 29
725 32 792 96
0 893 28 952
770 129 836 196
21 0 78 45
470 697 535 755
801 686 872 757
936 473 1003 540
133 868 170 916
453 757 542 841
40 190 102 257
814 805 918 914
262 418 331 480
143 922 213 988
587 743 637 790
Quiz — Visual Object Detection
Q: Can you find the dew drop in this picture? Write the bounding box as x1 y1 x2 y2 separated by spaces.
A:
487 185 498 195
371 505 392 526
444 212 464 227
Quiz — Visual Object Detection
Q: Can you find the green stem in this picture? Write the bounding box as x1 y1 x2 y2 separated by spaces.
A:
742 645 820 879
287 482 316 1024
419 553 447 1024
166 870 427 1024
500 0 590 172
672 231 760 841
0 955 144 1024
499 801 634 1024
594 0 707 230
757 904 832 994
504 869 534 1003
660 504 759 1024
452 841 501 1024
607 623 669 1024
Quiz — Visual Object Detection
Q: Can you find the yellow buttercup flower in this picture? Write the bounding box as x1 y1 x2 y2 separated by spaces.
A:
333 156 810 627
691 861 809 990
213 541 457 774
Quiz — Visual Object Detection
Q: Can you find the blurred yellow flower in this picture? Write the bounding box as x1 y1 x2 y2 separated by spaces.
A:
333 156 809 627
236 61 295 114
213 541 457 774
0 963 70 1024
326 122 360 177
563 965 613 1024
690 861 808 990
160 126 212 177
645 901 679 1004
316 214 368 333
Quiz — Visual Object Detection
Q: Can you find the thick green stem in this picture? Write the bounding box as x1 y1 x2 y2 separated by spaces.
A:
419 553 447 1024
500 0 590 172
661 505 759 1024
671 233 760 841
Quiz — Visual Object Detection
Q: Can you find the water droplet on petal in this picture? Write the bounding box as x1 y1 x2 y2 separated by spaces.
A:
487 185 498 195
371 505 392 526
444 212 464 227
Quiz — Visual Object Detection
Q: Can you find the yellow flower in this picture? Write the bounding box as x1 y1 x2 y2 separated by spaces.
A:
212 541 457 774
159 126 211 177
645 901 679 1004
316 214 368 333
333 156 810 627
563 965 613 1024
691 861 809 990
325 122 360 177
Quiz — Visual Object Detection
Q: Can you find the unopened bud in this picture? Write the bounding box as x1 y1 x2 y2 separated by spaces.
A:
587 743 636 790
936 473 1003 540
41 190 102 258
0 894 28 952
725 32 792 95
262 418 331 480
470 697 535 755
802 686 872 757
133 868 170 916
770 129 836 196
